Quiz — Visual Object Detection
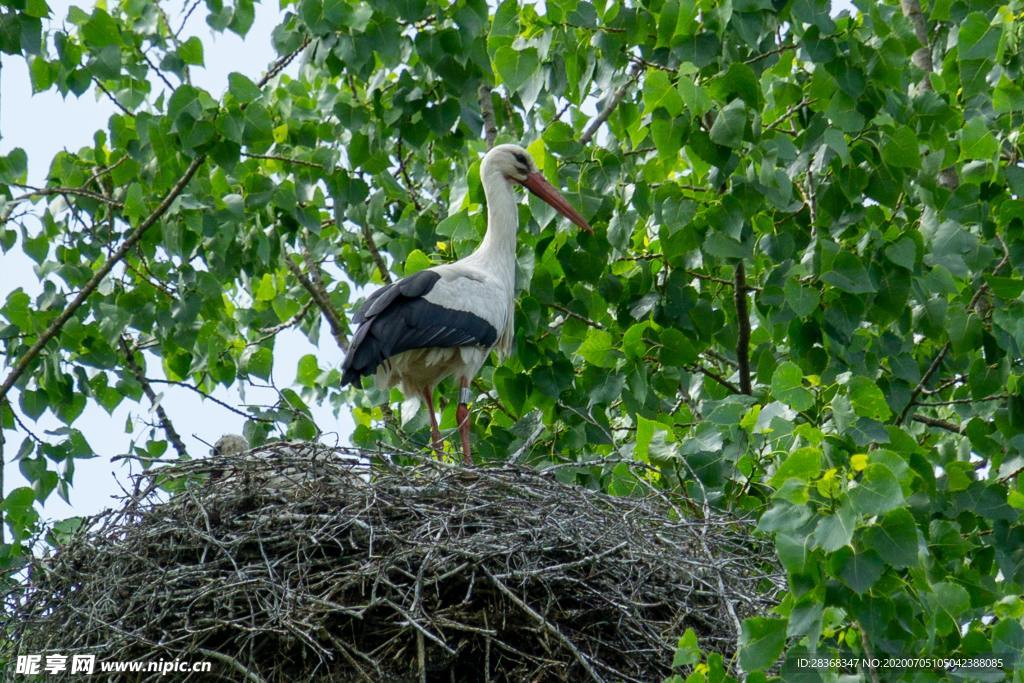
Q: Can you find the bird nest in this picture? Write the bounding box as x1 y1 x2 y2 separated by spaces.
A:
7 443 782 682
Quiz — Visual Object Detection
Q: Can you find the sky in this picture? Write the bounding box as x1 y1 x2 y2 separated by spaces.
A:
1 0 349 522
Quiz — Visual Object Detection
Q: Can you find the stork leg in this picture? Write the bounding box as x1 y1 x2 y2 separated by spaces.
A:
422 387 444 455
457 378 472 465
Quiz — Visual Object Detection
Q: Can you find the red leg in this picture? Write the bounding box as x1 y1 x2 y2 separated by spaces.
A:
422 387 443 455
457 378 472 465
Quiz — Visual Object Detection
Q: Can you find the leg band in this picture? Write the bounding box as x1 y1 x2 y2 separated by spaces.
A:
460 386 473 404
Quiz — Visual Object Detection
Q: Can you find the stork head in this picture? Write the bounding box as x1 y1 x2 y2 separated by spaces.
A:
481 144 593 233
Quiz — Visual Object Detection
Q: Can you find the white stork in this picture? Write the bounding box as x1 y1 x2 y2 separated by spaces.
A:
341 144 591 463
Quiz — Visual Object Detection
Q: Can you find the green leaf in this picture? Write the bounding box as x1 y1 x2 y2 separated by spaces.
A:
622 322 650 360
577 328 616 368
821 252 875 294
771 447 821 488
831 547 884 594
123 183 145 222
493 46 539 94
881 125 920 169
677 77 711 117
929 582 970 635
659 327 697 365
296 354 319 387
784 279 819 318
28 55 53 91
985 276 1024 299
738 617 787 672
771 361 813 411
863 508 920 568
849 463 903 515
826 92 863 132
178 36 204 65
3 486 38 531
81 9 120 48
958 11 1001 62
847 377 892 421
814 502 856 551
643 69 683 116
494 367 528 414
672 628 701 668
244 347 273 380
959 117 998 161
884 236 917 270
635 415 670 463
404 249 432 275
228 72 261 103
709 99 746 148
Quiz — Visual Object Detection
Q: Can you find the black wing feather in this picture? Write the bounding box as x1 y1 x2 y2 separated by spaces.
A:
342 270 498 386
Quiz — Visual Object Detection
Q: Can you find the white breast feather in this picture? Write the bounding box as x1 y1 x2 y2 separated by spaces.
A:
422 265 511 335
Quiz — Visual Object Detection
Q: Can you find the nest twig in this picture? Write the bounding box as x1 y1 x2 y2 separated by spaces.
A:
6 443 782 681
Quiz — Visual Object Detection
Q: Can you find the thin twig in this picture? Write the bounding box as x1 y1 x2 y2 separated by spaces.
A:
734 262 752 395
546 302 606 330
120 337 188 458
911 414 962 434
580 64 642 145
142 379 276 424
743 42 797 64
241 152 325 170
12 183 125 209
360 223 393 285
283 256 349 352
196 648 266 683
93 78 133 116
691 364 742 395
484 569 605 683
914 393 1007 406
897 343 950 424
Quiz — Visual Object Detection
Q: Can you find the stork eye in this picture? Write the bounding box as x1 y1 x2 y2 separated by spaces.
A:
512 151 528 165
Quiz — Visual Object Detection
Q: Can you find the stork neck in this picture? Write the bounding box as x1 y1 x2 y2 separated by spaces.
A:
474 170 519 276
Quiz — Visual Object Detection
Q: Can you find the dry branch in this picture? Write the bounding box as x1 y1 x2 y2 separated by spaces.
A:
120 337 188 458
8 444 781 682
283 256 349 352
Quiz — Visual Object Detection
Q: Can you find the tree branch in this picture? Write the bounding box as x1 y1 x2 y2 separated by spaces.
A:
12 183 125 208
143 378 276 423
478 84 498 147
283 256 349 352
93 78 133 116
361 223 393 285
580 64 642 145
900 0 933 76
0 37 313 419
0 154 206 411
240 152 325 170
911 414 962 434
897 342 949 424
0 425 5 544
545 302 606 330
120 337 188 458
734 262 752 395
691 364 742 395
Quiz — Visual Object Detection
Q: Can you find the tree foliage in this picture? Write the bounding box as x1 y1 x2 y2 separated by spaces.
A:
2 0 1024 677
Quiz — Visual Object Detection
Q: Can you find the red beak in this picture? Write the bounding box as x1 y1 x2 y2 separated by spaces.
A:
520 171 593 234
